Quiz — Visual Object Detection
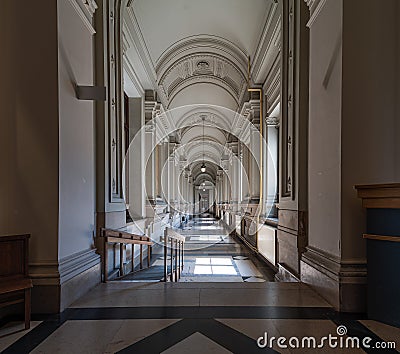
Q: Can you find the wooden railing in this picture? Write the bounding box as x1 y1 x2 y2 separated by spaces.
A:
162 228 186 282
101 228 153 282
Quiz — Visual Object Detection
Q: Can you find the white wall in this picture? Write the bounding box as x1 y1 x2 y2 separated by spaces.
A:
308 0 343 257
57 0 96 259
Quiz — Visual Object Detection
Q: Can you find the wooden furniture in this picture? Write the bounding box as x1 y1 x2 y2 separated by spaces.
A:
101 228 153 282
356 183 400 327
0 234 32 330
162 228 185 282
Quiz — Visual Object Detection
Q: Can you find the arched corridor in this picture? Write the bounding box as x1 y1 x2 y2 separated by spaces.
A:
1 0 400 352
121 217 275 282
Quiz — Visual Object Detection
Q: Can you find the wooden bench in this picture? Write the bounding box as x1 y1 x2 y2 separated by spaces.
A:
0 234 32 330
101 228 153 282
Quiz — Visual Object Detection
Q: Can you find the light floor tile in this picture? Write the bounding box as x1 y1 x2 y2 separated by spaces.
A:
218 319 364 353
234 260 263 277
200 288 331 307
359 320 400 349
211 265 237 275
71 288 201 307
0 321 42 352
105 319 180 353
32 320 124 354
161 332 232 354
194 265 213 274
180 276 244 282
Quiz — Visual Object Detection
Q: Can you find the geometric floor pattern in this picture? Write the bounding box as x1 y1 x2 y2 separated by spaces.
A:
2 305 400 353
1 218 399 353
1 285 399 353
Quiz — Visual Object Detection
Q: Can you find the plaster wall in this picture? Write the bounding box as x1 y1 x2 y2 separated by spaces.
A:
308 0 343 258
57 0 96 260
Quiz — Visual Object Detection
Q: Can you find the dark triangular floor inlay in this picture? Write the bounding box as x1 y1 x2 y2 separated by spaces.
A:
116 318 278 354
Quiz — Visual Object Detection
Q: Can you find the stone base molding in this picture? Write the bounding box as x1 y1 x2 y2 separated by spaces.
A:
275 263 300 282
29 249 101 313
300 246 367 312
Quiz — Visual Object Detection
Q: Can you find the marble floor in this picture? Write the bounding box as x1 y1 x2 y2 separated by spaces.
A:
1 282 399 353
1 218 399 353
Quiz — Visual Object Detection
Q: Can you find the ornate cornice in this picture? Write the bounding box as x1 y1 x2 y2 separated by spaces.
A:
81 0 98 15
304 0 328 27
251 1 281 83
156 35 247 74
125 7 158 93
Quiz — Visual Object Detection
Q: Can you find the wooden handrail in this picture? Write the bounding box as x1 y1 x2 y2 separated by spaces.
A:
101 228 153 282
162 227 185 282
363 234 400 243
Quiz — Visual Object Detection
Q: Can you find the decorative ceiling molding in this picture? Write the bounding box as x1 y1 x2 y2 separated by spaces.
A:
263 55 281 115
67 0 96 35
155 36 248 108
251 1 281 84
156 35 248 74
304 0 328 27
124 8 158 93
123 55 145 96
158 53 247 107
174 108 238 142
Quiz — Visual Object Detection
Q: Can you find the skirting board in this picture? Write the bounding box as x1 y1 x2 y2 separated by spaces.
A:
300 247 367 312
275 263 300 282
30 249 101 314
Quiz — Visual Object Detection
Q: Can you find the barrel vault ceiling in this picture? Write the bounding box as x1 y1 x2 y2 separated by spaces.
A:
122 0 280 183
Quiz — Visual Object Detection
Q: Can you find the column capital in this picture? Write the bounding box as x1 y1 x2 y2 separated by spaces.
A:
266 116 280 127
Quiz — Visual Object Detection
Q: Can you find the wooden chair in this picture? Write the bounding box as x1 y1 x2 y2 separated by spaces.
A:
0 234 33 330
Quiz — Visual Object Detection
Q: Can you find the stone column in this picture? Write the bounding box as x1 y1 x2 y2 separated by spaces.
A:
248 100 261 204
168 144 176 212
144 100 159 215
221 159 230 204
178 161 186 212
144 121 156 215
188 174 194 216
216 169 223 216
127 97 145 219
229 142 240 211
241 143 249 203
159 139 169 203
265 116 279 217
